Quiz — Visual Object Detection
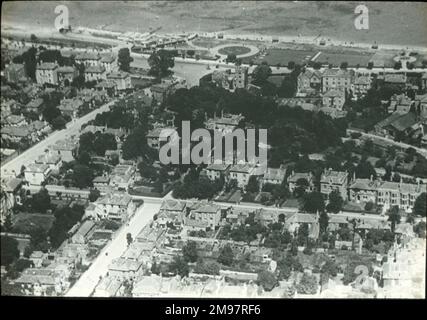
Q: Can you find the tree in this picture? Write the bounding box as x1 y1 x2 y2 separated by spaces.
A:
388 205 401 233
413 193 426 217
194 260 220 275
89 189 101 202
169 255 189 278
257 270 278 292
340 62 348 70
302 191 325 213
1 236 20 266
287 61 295 70
22 47 37 80
51 116 67 130
413 221 426 238
49 205 85 248
31 188 51 213
148 49 175 78
226 53 237 63
246 176 259 193
319 211 329 234
252 62 272 85
326 190 344 213
182 241 198 263
30 34 38 42
296 273 318 294
117 47 133 72
217 244 234 266
72 164 94 188
126 233 133 246
355 161 376 179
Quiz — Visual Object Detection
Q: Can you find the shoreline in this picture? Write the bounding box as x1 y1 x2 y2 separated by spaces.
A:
2 21 427 54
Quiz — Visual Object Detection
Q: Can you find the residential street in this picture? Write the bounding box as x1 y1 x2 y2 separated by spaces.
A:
1 100 116 177
65 199 162 297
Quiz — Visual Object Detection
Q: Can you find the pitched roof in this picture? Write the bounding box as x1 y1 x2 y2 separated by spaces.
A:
160 199 186 212
37 62 58 70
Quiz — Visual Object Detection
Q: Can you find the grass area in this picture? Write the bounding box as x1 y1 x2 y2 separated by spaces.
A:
218 46 252 56
315 50 374 67
12 213 55 234
252 48 317 66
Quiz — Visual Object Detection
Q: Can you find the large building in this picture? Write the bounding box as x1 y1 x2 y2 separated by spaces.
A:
320 169 349 200
36 62 58 85
107 71 132 91
348 178 382 204
321 69 354 93
297 69 322 95
376 181 426 211
348 177 425 212
322 89 346 110
84 65 106 82
186 203 222 230
234 66 249 89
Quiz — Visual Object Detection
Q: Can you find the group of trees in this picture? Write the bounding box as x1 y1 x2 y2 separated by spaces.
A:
148 49 175 78
49 204 85 249
79 131 117 157
173 168 224 200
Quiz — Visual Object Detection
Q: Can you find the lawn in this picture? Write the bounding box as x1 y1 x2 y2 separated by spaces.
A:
218 46 252 56
12 213 55 234
253 48 317 66
314 50 374 67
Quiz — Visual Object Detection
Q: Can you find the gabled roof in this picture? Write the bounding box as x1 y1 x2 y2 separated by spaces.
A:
160 199 186 212
194 204 220 214
287 212 317 224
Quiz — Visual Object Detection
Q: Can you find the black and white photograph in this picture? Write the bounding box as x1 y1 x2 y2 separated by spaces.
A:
0 0 426 305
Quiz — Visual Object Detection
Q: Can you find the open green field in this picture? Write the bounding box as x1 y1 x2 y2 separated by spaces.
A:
218 46 252 56
12 213 55 234
251 48 317 66
314 50 374 67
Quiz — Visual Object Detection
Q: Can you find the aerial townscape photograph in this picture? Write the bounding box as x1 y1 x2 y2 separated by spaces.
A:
0 0 426 306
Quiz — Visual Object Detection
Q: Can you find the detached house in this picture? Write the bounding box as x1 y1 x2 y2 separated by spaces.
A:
36 62 58 85
203 163 230 182
287 171 315 193
320 169 349 200
297 69 322 95
322 89 345 110
84 65 106 82
107 71 132 91
24 163 51 186
186 203 221 231
155 199 187 228
321 69 354 93
91 192 136 222
262 166 286 186
228 163 257 188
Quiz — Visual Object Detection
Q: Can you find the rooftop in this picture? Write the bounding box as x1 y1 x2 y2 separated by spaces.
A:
37 62 58 70
320 169 348 185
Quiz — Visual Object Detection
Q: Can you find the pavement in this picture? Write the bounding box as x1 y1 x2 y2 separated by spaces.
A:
65 198 162 297
1 100 116 178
